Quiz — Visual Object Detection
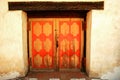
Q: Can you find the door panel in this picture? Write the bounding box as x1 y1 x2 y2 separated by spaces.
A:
58 18 82 69
30 19 54 69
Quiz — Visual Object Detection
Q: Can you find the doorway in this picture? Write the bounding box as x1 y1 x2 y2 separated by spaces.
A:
28 13 84 71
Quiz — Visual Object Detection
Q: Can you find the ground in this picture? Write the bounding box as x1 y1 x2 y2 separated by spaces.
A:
10 71 102 80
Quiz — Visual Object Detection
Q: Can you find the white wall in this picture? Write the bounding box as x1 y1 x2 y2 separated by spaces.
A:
87 0 120 80
0 0 28 79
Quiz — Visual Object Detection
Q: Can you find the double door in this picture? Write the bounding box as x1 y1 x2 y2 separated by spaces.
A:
29 18 84 71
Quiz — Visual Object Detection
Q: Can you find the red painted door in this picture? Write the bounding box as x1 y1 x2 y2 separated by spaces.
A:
29 18 83 70
30 19 54 69
57 18 82 69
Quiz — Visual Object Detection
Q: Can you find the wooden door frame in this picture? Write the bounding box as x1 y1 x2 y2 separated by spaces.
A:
8 1 104 11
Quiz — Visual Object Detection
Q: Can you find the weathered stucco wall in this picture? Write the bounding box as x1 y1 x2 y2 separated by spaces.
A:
87 0 120 80
0 0 28 79
22 9 28 76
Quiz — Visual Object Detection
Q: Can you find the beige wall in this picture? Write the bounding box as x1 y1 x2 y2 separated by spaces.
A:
0 0 28 79
87 0 120 79
22 10 28 75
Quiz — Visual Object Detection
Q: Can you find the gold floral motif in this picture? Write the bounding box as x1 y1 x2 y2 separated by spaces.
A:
34 39 42 52
44 54 52 67
74 39 79 52
61 22 69 36
71 54 79 67
33 22 42 36
34 54 42 67
71 22 79 36
60 39 69 52
71 39 79 52
61 54 69 68
43 23 52 36
44 38 52 52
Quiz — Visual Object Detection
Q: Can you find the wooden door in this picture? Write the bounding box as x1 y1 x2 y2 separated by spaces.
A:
29 18 55 69
29 18 83 70
57 18 83 70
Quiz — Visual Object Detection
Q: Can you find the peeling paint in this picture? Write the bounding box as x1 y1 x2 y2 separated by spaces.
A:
101 67 120 80
0 71 20 80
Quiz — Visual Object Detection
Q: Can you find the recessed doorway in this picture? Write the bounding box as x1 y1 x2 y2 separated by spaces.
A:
28 11 85 71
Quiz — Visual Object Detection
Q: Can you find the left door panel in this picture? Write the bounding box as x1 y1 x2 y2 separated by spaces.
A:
29 18 55 70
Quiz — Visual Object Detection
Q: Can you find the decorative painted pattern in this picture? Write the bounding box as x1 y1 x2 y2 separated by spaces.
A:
31 20 54 69
44 38 52 52
34 39 42 52
34 54 42 67
33 22 42 36
61 23 69 36
70 54 79 68
59 19 81 69
44 54 52 67
43 23 52 36
31 18 82 70
71 22 79 36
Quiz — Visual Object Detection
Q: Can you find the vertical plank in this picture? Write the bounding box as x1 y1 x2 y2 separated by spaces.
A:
58 18 83 70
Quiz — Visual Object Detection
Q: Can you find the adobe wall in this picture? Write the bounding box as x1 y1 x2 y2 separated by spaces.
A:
87 0 120 80
0 0 28 79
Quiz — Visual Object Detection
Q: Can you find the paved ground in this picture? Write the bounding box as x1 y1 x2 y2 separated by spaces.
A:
16 71 92 80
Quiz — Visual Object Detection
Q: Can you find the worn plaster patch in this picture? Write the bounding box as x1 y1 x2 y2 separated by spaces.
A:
0 71 20 80
101 66 120 80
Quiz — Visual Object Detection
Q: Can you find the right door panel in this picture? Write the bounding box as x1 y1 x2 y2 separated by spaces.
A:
57 18 82 69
